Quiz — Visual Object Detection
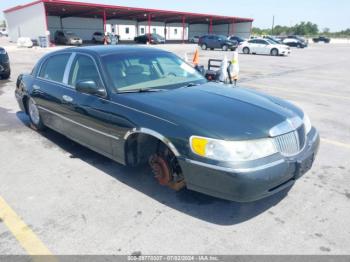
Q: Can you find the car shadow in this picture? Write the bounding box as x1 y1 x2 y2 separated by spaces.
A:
15 111 291 225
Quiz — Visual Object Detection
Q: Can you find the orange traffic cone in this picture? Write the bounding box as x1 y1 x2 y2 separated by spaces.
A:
192 49 199 66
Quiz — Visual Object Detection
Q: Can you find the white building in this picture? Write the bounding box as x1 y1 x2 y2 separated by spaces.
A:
4 0 253 43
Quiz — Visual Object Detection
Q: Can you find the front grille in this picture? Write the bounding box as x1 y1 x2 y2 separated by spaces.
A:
274 125 306 156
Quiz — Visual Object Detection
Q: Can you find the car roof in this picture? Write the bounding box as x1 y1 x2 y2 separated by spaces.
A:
55 45 171 57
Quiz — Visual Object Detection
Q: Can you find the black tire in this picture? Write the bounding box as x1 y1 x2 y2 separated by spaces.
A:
222 45 228 51
243 47 250 54
201 44 207 50
1 73 10 80
270 48 279 56
26 97 45 131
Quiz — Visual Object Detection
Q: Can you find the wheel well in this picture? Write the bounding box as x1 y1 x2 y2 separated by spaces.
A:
124 133 183 177
271 48 278 53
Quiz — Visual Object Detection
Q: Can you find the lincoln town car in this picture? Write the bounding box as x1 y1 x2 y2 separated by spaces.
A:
15 46 319 202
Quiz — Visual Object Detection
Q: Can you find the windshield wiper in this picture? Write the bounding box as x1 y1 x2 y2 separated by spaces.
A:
184 83 200 87
118 88 166 94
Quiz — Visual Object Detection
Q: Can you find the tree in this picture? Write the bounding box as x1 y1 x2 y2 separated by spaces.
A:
323 27 330 34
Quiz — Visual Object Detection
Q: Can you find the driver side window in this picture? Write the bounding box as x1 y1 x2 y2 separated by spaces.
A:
68 54 104 89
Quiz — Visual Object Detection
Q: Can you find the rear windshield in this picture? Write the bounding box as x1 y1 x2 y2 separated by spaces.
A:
102 52 206 92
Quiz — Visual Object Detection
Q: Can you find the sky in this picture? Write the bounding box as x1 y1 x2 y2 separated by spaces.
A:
1 0 350 32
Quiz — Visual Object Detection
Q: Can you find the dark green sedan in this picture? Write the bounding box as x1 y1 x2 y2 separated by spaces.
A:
15 46 319 202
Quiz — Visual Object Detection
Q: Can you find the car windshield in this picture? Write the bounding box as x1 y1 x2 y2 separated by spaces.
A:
66 32 77 37
266 39 276 44
152 34 164 40
102 52 207 92
232 36 244 41
218 35 228 40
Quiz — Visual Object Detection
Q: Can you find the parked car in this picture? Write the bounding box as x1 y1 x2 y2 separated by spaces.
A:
0 47 10 79
15 46 319 202
313 36 330 43
92 32 119 45
0 28 8 37
17 37 33 48
240 38 291 56
228 35 246 44
134 34 165 44
263 35 283 44
189 36 200 43
92 32 105 43
198 35 238 51
54 30 83 45
282 35 308 48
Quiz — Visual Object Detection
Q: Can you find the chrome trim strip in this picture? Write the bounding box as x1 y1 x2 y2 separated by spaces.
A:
269 116 303 137
184 158 285 173
124 127 180 156
107 100 177 126
38 106 119 140
63 52 76 85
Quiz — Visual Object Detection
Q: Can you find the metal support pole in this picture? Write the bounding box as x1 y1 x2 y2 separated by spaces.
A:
44 4 51 46
209 17 213 34
148 14 151 43
59 17 63 30
182 16 186 44
231 19 235 36
103 9 107 33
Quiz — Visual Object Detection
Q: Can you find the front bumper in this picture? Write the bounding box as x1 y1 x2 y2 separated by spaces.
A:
179 128 320 202
280 49 291 55
68 39 82 45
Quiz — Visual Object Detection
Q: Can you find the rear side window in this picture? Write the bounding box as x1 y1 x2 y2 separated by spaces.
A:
39 53 70 83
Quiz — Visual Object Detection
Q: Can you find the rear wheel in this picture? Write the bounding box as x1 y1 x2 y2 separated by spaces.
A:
201 43 207 50
27 97 45 131
1 73 10 79
270 48 279 56
243 47 250 54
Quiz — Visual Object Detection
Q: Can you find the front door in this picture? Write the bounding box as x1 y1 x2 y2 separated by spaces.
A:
66 53 115 158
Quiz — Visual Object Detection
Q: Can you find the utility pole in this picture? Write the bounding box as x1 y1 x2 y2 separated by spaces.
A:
271 15 275 35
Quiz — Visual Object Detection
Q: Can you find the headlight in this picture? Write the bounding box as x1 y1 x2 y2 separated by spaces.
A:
190 136 277 162
303 113 312 134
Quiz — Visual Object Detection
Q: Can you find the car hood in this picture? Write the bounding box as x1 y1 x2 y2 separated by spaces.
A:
114 83 303 140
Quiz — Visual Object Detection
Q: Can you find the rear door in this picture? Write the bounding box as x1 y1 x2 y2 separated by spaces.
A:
34 52 76 133
207 36 215 48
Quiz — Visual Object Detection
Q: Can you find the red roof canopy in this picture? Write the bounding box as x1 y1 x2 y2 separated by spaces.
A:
4 0 254 25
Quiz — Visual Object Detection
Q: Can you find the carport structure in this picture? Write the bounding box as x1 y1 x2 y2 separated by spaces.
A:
4 0 254 43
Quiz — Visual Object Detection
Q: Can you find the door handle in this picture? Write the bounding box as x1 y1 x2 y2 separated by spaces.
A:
62 95 73 103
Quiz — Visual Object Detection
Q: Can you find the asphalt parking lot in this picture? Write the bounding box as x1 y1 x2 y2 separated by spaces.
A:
0 38 350 255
